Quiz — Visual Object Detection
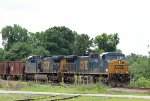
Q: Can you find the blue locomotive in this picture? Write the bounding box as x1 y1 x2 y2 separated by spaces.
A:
24 52 130 86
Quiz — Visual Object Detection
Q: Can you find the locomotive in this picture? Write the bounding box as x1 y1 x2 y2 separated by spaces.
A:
100 52 130 86
0 52 130 86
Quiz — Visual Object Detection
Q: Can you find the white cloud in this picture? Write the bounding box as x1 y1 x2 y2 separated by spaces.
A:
0 0 150 55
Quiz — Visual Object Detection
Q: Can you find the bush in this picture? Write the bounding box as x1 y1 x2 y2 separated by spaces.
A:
130 77 150 88
129 56 150 81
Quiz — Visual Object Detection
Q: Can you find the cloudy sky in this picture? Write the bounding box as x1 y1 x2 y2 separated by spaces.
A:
0 0 150 55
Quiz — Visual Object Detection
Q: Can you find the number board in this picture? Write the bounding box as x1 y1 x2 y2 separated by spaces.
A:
115 65 123 69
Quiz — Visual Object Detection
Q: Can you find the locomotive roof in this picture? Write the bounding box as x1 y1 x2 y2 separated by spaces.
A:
52 55 64 60
101 52 125 56
77 56 89 58
64 55 77 59
27 55 41 59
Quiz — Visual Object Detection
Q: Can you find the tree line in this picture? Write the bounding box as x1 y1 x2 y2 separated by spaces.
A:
0 24 120 61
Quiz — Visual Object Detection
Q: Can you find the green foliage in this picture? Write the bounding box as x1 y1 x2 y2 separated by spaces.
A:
76 84 107 94
73 34 93 55
126 53 145 65
4 42 32 61
21 83 107 94
33 46 50 56
127 53 150 87
130 77 150 88
41 26 76 55
1 24 29 50
0 48 6 61
129 55 150 80
94 33 119 52
28 32 44 47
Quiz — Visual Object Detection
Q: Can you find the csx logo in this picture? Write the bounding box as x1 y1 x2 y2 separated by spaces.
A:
43 61 50 69
80 60 88 70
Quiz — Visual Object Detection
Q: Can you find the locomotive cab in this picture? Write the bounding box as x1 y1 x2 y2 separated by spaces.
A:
25 55 41 74
101 52 126 72
101 52 130 86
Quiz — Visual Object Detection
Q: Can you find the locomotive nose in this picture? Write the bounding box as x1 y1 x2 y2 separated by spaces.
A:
108 60 129 74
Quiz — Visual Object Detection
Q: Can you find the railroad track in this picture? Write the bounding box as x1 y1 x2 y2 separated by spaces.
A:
48 95 80 101
14 95 58 101
14 95 80 101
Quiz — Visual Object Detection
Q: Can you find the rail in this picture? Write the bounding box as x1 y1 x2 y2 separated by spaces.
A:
14 95 58 101
48 95 80 101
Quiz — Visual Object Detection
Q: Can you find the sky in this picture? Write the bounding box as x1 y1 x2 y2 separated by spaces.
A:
0 0 150 56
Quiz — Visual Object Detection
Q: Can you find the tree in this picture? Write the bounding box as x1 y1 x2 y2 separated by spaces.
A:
126 53 143 65
73 34 93 55
94 33 119 52
33 46 50 56
41 26 76 55
130 57 150 80
1 24 28 50
4 42 32 61
0 48 5 61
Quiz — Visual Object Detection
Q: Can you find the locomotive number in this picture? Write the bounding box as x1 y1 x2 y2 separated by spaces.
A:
115 65 123 69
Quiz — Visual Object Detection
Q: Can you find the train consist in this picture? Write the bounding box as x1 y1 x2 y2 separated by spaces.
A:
0 52 130 86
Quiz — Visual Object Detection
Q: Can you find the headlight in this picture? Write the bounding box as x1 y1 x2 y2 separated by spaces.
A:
106 69 108 72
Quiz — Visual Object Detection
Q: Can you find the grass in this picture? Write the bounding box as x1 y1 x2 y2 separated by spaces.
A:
21 82 108 94
0 94 65 101
0 80 108 93
0 94 149 101
68 96 150 101
0 80 150 101
110 91 150 96
0 94 46 101
0 80 150 96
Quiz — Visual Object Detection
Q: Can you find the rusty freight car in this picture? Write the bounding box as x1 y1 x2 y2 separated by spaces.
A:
0 61 25 80
0 62 9 79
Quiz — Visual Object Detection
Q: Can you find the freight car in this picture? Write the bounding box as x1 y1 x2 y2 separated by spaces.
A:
0 61 25 80
0 52 130 86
